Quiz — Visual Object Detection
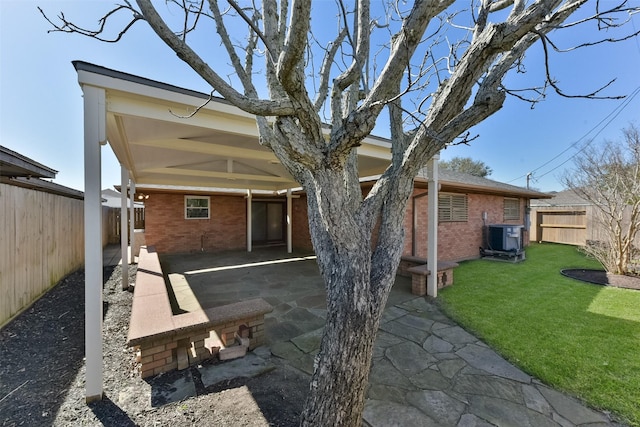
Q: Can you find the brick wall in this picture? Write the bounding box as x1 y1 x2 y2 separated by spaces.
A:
406 190 530 262
292 195 314 251
144 189 530 260
145 193 247 253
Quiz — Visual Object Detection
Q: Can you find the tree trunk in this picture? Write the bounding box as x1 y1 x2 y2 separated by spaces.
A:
298 167 411 427
299 250 388 427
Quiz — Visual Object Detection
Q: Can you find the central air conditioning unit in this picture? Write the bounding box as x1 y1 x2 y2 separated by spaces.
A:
487 224 523 251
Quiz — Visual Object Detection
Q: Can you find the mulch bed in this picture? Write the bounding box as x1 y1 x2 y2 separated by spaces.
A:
561 269 640 290
0 265 308 427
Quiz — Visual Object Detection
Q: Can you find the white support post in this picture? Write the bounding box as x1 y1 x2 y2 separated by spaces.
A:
83 85 106 402
246 189 252 252
427 154 440 298
120 167 129 290
286 189 292 253
129 180 135 264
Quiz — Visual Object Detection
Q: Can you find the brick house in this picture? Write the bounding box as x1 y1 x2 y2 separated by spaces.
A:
76 61 549 399
133 168 547 262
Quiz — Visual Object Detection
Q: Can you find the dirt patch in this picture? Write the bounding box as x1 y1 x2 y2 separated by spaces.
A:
0 266 309 427
561 269 640 290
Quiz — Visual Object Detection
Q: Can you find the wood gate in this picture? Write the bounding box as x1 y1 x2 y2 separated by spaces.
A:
533 208 587 245
106 207 145 244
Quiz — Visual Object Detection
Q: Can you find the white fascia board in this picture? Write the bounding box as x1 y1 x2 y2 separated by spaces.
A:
106 95 260 138
137 175 295 192
76 69 256 121
357 144 392 160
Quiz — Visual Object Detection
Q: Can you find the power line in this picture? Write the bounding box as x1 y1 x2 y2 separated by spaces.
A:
535 87 640 180
507 86 640 185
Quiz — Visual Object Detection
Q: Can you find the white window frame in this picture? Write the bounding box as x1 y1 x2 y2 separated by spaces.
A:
185 195 210 219
438 193 468 222
504 198 520 221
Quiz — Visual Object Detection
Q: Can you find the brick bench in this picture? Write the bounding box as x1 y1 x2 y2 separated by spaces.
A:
127 246 273 378
399 256 459 296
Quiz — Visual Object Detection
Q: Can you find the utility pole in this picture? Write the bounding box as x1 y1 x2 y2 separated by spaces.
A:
526 172 532 190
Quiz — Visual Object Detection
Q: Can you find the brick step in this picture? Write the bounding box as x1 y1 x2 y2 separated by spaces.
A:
202 331 250 363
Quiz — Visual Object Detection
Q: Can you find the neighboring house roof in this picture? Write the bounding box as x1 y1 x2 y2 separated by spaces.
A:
101 188 145 208
0 145 57 178
0 145 83 199
530 189 590 207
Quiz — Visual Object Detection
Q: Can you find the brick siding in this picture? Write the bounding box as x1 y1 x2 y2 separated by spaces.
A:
143 189 530 261
144 193 247 253
292 195 313 251
406 190 530 262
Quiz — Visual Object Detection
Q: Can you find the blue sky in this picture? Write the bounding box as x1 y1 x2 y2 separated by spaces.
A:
1 0 639 192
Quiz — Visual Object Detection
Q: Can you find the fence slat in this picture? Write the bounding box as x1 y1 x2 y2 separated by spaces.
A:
0 184 88 327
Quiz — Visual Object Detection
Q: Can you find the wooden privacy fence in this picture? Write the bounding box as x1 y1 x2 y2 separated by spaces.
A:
531 205 638 247
1 184 84 327
532 208 588 245
105 207 145 244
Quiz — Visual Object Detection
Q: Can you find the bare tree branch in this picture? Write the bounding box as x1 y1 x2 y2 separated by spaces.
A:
262 0 286 98
38 2 142 43
537 32 625 100
276 0 311 84
135 0 295 116
169 91 215 118
226 0 274 59
207 1 256 96
329 0 454 159
313 27 348 112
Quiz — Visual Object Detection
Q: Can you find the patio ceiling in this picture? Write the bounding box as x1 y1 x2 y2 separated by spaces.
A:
75 62 393 192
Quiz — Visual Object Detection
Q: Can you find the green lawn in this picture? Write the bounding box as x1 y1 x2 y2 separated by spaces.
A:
438 243 640 426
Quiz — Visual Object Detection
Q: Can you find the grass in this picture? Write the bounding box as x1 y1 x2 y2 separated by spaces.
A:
438 243 640 426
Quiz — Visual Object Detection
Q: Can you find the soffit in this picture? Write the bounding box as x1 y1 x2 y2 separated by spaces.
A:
77 63 392 192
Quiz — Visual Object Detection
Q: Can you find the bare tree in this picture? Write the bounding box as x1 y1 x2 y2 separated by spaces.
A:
563 124 640 275
440 156 493 177
41 1 640 425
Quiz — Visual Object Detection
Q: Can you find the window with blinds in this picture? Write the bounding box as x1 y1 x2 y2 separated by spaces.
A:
503 198 520 220
185 196 210 219
439 194 468 222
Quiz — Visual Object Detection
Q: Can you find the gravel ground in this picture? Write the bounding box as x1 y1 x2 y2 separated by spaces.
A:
0 266 309 427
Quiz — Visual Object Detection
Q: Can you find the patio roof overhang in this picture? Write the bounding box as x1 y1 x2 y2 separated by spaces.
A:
75 61 441 403
74 61 393 192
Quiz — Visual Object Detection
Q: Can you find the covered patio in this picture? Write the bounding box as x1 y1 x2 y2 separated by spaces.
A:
76 61 440 401
159 248 415 344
